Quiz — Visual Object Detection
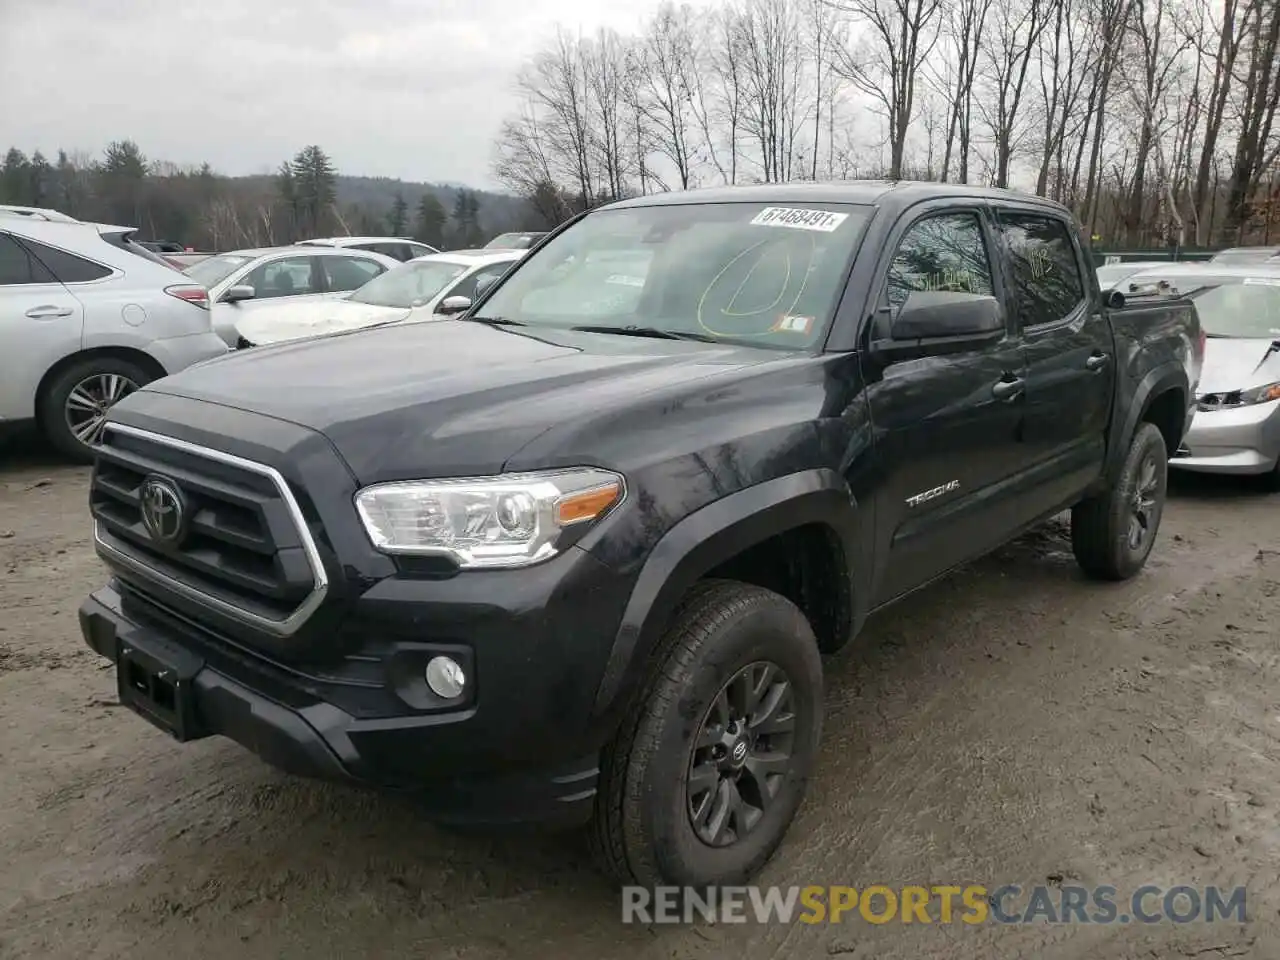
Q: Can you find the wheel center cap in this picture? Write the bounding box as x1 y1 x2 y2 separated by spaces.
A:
728 738 748 768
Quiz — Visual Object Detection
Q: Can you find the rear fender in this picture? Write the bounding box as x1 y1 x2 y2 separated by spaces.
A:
1104 361 1190 486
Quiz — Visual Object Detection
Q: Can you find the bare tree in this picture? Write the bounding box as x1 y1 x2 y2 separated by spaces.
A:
584 28 638 201
977 0 1053 187
1116 0 1193 243
827 0 944 178
1035 0 1094 198
635 5 702 189
1222 0 1280 237
735 0 812 182
1080 0 1135 234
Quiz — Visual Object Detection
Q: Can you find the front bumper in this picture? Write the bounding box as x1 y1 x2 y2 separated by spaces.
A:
79 546 631 824
1169 398 1280 475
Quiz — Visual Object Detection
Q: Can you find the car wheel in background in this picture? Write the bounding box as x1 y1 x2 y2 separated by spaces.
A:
37 356 154 462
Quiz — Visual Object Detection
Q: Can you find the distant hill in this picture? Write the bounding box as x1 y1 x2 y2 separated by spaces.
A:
233 174 530 236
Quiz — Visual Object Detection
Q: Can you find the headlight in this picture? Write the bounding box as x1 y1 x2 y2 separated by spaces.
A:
1240 382 1280 405
1198 382 1280 409
354 468 624 568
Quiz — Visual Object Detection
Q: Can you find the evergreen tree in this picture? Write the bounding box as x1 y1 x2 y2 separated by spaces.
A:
291 145 337 237
414 192 448 248
389 192 408 235
1 148 31 204
28 151 52 206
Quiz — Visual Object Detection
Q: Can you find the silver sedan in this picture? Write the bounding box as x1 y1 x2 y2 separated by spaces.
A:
1128 263 1280 485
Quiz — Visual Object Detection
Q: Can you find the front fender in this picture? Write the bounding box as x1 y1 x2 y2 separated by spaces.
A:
590 468 865 718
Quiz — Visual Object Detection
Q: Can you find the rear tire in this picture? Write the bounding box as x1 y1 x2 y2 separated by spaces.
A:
1072 422 1168 580
37 356 154 462
591 580 824 887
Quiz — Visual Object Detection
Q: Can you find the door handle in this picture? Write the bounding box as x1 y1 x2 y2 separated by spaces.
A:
25 305 74 319
992 377 1025 401
1086 353 1110 371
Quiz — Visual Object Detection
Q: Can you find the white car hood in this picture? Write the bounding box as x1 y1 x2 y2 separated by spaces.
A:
1198 337 1280 393
236 300 410 345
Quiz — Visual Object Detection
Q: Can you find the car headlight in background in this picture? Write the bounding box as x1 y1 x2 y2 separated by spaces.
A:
1198 381 1280 410
354 468 625 568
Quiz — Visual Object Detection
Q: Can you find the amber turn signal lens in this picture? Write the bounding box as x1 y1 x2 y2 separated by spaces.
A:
555 482 622 525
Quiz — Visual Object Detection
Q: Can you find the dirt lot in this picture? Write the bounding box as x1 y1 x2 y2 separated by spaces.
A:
1 446 1277 960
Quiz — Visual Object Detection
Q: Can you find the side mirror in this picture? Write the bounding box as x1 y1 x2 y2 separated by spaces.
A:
222 284 255 304
871 291 1003 362
435 295 472 316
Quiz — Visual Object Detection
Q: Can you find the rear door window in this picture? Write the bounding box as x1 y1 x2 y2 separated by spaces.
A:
998 212 1086 327
0 233 56 284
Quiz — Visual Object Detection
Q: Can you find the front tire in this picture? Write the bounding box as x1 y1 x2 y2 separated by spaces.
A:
1072 422 1168 580
592 580 824 886
38 357 153 462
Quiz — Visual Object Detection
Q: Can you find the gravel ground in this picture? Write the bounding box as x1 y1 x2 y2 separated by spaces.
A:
1 445 1278 959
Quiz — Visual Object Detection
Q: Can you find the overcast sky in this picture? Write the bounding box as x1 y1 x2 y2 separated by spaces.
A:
0 0 698 191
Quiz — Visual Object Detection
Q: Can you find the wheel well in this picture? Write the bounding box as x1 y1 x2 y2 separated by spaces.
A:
702 523 852 653
1141 387 1185 453
34 347 166 422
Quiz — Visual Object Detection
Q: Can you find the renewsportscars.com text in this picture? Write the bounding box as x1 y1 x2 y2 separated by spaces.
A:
622 884 1248 925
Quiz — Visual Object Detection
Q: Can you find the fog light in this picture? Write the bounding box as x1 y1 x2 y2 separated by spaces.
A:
425 656 466 699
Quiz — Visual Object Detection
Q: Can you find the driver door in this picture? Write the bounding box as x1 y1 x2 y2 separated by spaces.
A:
862 204 1030 604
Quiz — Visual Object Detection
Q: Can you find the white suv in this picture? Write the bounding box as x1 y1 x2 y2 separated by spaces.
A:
0 217 228 460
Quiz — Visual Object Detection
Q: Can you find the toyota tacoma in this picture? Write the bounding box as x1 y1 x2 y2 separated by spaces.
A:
79 182 1201 887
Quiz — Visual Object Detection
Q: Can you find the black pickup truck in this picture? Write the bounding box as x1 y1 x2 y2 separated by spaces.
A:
79 182 1201 888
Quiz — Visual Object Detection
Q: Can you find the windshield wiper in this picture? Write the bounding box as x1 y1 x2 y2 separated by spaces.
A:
466 315 526 327
570 324 720 343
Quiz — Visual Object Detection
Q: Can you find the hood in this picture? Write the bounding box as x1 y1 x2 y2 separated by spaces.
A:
143 319 776 482
235 300 410 345
1198 337 1280 394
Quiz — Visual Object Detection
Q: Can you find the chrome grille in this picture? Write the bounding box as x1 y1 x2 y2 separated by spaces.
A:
90 423 328 636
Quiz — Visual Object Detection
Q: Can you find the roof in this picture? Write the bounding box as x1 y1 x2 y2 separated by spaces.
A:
299 236 423 245
0 204 80 223
605 180 1073 214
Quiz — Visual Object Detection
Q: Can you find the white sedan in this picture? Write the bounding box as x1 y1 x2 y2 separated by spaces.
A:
233 249 525 347
184 245 400 346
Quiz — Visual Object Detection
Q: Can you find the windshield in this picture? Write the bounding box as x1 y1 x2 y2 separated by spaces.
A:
347 259 468 308
476 202 871 349
486 233 542 249
186 254 252 287
1191 280 1280 338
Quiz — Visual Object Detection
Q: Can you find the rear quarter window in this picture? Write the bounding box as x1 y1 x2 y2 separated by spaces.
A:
21 238 112 283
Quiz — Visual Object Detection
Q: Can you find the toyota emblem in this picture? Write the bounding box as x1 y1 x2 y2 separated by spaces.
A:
732 741 748 763
139 475 187 545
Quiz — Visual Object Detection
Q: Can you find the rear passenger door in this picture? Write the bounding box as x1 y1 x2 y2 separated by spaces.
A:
864 204 1030 604
994 207 1115 514
0 232 86 420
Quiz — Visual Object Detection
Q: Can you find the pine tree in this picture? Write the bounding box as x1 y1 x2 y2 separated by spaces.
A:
290 145 337 237
389 192 408 236
414 192 448 248
1 148 31 204
28 151 52 206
